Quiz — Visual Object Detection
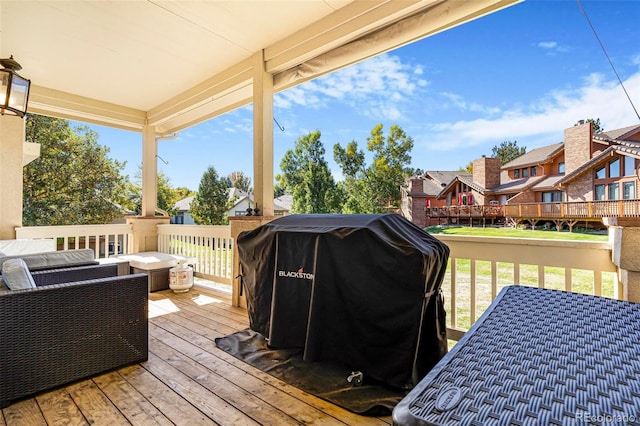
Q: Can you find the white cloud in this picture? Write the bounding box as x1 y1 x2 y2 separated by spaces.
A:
536 40 570 54
274 54 428 121
421 70 640 152
538 41 558 49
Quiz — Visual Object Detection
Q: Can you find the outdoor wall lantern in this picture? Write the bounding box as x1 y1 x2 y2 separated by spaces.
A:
0 55 30 118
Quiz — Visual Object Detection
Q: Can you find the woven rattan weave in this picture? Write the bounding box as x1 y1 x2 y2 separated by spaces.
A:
393 286 640 425
0 273 148 408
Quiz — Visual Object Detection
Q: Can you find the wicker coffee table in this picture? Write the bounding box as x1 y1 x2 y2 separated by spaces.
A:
393 286 640 425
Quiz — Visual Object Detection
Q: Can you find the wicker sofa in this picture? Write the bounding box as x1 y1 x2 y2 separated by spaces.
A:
0 269 149 408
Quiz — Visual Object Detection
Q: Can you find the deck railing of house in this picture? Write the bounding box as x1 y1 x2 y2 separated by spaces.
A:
503 199 640 218
15 224 133 258
434 234 620 340
426 204 504 218
157 224 233 284
14 223 621 342
427 199 640 221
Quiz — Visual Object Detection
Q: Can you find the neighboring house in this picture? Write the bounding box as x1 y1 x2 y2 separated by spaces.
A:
401 121 640 227
171 190 292 224
171 195 196 224
400 171 470 227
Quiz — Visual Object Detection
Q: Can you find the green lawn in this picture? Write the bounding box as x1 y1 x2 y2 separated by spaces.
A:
425 225 608 241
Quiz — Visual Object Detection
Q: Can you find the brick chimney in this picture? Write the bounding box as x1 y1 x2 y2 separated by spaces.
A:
473 156 501 190
564 120 592 174
407 177 424 193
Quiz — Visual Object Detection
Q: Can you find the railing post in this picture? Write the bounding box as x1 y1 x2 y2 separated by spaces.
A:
229 216 276 307
607 220 640 302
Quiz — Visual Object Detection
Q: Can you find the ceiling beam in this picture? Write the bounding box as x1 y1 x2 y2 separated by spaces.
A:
28 85 146 132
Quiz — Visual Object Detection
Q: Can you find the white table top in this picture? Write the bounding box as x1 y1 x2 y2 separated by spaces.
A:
113 251 196 270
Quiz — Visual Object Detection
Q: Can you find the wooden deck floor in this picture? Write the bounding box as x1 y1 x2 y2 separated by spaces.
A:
1 286 392 425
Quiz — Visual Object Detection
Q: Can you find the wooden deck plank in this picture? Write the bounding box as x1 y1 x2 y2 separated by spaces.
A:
35 388 88 426
2 398 48 426
151 314 390 425
142 352 259 426
117 365 214 426
66 380 130 425
92 371 173 426
148 334 300 425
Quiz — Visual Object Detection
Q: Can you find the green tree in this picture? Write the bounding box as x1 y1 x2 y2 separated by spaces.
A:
278 131 342 214
586 118 604 134
491 140 526 165
229 171 251 193
126 167 193 216
190 166 232 225
23 115 127 225
334 124 414 213
460 161 473 173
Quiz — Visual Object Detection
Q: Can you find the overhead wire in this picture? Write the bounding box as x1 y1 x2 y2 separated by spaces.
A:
576 0 640 122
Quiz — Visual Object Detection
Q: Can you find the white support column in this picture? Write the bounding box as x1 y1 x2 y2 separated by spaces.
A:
141 124 157 217
252 50 274 217
0 116 26 239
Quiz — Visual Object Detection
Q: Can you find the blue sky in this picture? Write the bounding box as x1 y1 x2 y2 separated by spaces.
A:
77 0 640 192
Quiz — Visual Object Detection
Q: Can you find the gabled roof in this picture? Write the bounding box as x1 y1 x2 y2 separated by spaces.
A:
425 171 469 186
502 142 564 170
593 124 640 142
174 195 195 211
558 124 640 186
437 174 486 199
557 145 640 186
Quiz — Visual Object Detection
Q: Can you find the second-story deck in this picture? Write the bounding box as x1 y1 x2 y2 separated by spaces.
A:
426 199 640 230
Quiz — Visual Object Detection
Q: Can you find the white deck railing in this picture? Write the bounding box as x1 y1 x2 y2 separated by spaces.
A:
14 223 620 340
15 223 132 258
434 234 620 340
157 224 233 284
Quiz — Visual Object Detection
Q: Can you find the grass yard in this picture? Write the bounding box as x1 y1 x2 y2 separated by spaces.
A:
425 225 608 241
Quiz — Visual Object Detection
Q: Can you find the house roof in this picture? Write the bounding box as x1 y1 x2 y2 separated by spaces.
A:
558 125 640 186
530 174 566 191
174 195 195 211
2 0 519 134
425 171 469 185
274 194 294 212
437 174 486 199
488 177 544 194
501 142 564 170
593 124 640 142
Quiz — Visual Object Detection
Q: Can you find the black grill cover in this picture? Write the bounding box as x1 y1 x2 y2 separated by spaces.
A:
237 213 449 389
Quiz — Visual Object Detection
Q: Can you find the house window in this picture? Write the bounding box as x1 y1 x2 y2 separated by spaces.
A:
558 162 565 174
522 168 528 178
595 166 606 179
623 182 635 199
542 191 563 202
514 169 519 179
609 158 620 178
595 184 606 200
608 183 620 200
624 156 636 176
530 167 537 176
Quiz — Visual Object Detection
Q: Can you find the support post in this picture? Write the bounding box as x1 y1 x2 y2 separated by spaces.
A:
252 50 274 217
141 124 158 217
0 116 26 239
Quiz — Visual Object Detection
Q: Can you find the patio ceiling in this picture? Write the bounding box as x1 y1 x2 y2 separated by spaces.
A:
1 0 520 135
